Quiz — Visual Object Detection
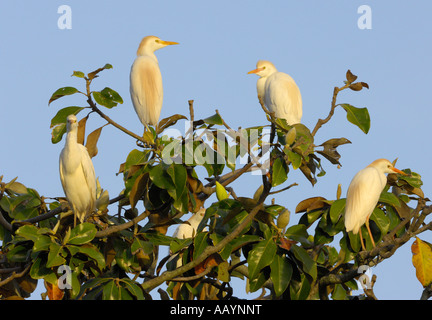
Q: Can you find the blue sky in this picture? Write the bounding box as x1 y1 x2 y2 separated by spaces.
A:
1 1 431 300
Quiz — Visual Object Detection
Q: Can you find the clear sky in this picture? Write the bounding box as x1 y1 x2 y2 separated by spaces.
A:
1 1 431 300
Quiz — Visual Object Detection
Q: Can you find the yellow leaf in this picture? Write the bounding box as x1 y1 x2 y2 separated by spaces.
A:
215 181 228 201
411 237 432 287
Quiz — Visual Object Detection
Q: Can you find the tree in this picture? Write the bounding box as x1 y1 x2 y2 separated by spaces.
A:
0 65 431 300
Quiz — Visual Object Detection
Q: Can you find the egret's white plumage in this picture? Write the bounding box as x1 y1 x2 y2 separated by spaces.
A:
345 158 406 250
172 208 206 267
172 208 205 240
130 35 178 126
59 114 97 224
248 60 302 125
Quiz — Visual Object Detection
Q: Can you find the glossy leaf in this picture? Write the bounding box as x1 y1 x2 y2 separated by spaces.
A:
15 225 40 242
270 254 293 297
329 199 346 224
290 245 317 280
67 223 97 245
157 114 187 134
340 104 370 134
46 243 66 268
247 237 277 280
272 157 288 187
48 86 79 105
51 122 67 144
92 87 123 109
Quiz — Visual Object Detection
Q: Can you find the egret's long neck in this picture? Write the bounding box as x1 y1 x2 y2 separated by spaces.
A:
66 127 78 147
137 46 158 63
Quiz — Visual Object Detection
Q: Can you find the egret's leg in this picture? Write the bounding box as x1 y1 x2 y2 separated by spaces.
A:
359 229 366 251
365 216 376 248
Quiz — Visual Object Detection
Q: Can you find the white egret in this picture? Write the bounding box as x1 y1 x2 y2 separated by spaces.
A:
59 114 97 225
172 208 205 240
344 158 406 251
172 208 206 267
130 35 179 127
248 60 302 125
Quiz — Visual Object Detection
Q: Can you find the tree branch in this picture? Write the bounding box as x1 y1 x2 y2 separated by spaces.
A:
141 201 265 292
311 84 349 137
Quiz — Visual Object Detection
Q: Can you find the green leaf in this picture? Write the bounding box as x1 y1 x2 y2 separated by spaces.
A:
47 243 66 268
102 280 121 300
33 235 52 252
67 223 97 245
272 157 288 187
51 123 67 144
167 164 188 212
143 232 174 246
289 273 311 300
270 254 293 297
15 225 40 242
202 113 223 126
92 87 123 109
247 237 277 280
6 245 29 262
149 164 175 191
72 71 85 78
122 279 144 300
30 256 55 279
285 224 312 246
329 199 346 224
50 106 85 128
370 207 390 235
49 87 79 105
290 245 317 280
193 232 209 260
379 192 401 208
340 104 371 134
398 171 423 189
292 124 314 154
157 114 187 134
74 244 106 269
286 150 302 170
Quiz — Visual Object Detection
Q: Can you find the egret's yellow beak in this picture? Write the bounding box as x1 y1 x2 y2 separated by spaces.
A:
391 167 408 176
157 39 179 46
247 67 264 75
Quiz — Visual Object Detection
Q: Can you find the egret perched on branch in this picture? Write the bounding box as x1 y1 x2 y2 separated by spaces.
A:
172 208 206 267
248 60 302 125
59 114 97 225
130 35 179 127
344 159 406 251
172 208 206 240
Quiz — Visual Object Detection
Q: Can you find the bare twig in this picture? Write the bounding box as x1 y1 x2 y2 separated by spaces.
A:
95 210 150 238
87 97 150 146
311 84 349 137
0 264 31 288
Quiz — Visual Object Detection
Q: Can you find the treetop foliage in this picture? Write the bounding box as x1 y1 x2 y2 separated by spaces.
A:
1 65 431 300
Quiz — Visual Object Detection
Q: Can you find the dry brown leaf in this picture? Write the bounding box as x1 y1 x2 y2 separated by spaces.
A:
44 280 64 300
85 126 103 158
